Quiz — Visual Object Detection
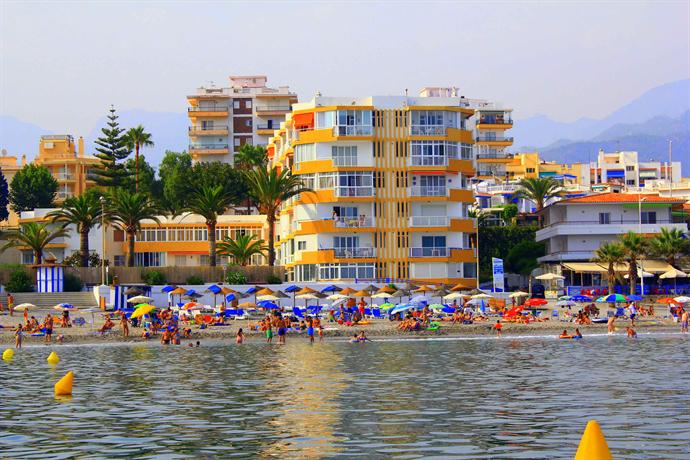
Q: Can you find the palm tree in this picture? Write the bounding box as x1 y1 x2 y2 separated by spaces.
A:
593 241 625 296
107 188 160 267
2 222 70 264
244 166 312 266
124 125 154 192
650 227 688 267
184 185 235 267
47 191 103 267
620 231 648 295
514 177 562 226
217 233 267 266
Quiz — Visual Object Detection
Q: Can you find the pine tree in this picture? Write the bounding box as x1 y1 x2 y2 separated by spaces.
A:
93 106 132 187
0 167 9 221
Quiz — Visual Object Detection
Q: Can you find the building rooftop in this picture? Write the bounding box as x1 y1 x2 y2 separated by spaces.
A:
556 192 686 205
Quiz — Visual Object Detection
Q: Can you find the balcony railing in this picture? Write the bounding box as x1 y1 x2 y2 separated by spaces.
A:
256 124 278 130
408 185 447 197
335 216 374 228
332 156 358 167
189 143 229 150
476 153 514 160
335 186 375 197
478 118 513 125
410 126 447 136
56 173 74 181
189 125 228 133
475 135 514 142
542 219 679 229
486 184 520 193
188 106 228 112
333 247 376 258
410 247 449 257
56 192 74 200
256 105 291 112
410 155 455 166
333 126 374 136
476 170 499 177
409 216 450 227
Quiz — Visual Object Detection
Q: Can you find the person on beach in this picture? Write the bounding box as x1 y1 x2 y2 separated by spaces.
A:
14 324 22 349
318 325 324 342
607 315 616 334
626 326 637 338
574 328 582 339
493 320 503 337
120 314 129 338
23 307 28 324
43 313 54 344
99 315 115 334
278 323 287 344
266 324 273 343
236 328 244 344
306 318 315 343
141 328 150 340
357 331 370 342
679 308 688 333
161 329 171 345
7 293 14 317
349 334 360 343
628 302 637 327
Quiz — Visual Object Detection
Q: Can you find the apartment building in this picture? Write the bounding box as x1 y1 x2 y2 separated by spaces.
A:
187 75 297 164
269 90 484 285
34 135 100 201
589 150 681 187
536 192 687 265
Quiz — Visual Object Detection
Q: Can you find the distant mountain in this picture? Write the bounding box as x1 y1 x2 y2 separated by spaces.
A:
85 110 188 168
540 110 690 174
0 115 52 158
514 78 690 149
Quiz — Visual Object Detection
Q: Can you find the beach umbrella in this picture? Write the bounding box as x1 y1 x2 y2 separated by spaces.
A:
295 292 324 308
390 289 409 303
524 298 548 307
466 288 486 296
13 303 36 311
363 284 379 293
673 296 690 304
320 284 342 294
570 295 592 302
124 286 144 296
205 284 222 307
414 285 435 295
182 302 203 311
221 286 239 295
256 287 275 296
624 270 654 279
257 300 279 309
558 295 572 301
555 300 576 307
127 295 153 304
376 285 396 295
339 287 357 296
380 302 395 311
657 297 679 305
257 293 281 302
409 295 427 304
170 286 187 304
161 285 176 293
225 293 237 303
433 287 450 299
450 282 474 292
510 291 530 298
239 301 257 309
429 303 445 311
471 293 492 300
465 298 484 306
53 303 77 311
443 291 466 300
327 293 349 300
273 290 290 299
350 289 370 298
284 284 300 293
626 295 644 302
659 268 687 293
296 286 318 295
390 304 415 316
535 273 565 281
596 294 627 303
371 291 392 299
131 305 156 318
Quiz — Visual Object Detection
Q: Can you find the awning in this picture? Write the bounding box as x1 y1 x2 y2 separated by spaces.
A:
539 171 556 177
292 112 314 129
563 263 608 273
639 171 657 179
563 260 674 274
606 170 625 178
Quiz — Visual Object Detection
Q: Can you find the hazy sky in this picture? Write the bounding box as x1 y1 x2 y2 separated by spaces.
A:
1 1 689 133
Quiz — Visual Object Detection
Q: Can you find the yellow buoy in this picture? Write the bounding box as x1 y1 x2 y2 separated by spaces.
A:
574 420 612 460
54 371 74 396
2 348 14 360
47 351 60 365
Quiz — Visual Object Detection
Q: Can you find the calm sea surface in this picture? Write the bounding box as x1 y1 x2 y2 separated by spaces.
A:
1 333 688 459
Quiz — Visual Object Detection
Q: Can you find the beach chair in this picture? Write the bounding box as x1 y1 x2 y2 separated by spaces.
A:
293 307 305 319
551 310 559 319
372 309 382 319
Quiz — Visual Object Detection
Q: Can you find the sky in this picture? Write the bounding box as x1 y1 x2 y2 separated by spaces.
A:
1 0 689 134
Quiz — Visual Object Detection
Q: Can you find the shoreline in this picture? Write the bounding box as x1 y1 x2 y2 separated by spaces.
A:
1 316 682 347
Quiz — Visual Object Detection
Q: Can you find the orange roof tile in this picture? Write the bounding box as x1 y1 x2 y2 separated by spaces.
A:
556 192 686 205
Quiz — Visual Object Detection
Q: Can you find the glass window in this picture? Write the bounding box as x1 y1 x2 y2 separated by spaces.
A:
599 213 610 224
233 100 240 109
332 146 358 166
295 143 316 165
641 211 656 224
246 100 252 109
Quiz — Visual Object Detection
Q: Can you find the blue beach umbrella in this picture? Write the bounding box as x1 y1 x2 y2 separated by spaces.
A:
284 285 300 293
161 285 175 293
626 295 644 302
258 300 279 309
320 284 341 294
570 295 592 302
205 284 222 307
225 293 237 303
597 294 627 303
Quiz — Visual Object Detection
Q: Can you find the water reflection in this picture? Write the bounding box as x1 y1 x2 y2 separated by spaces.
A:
0 335 688 459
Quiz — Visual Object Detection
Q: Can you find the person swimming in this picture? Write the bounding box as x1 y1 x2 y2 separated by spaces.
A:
626 326 637 338
559 329 573 339
573 328 583 339
236 328 244 344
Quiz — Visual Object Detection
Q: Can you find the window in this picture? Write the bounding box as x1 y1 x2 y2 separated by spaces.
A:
297 241 307 251
199 255 210 266
245 119 252 127
410 141 463 165
234 138 241 147
422 236 446 248
233 100 240 109
599 213 610 224
134 252 165 267
641 211 656 224
114 255 125 267
334 110 373 136
332 146 357 166
626 180 635 185
410 110 458 134
245 100 252 109
526 168 535 173
626 166 634 171
463 262 477 278
175 255 187 266
295 143 316 165
21 251 33 265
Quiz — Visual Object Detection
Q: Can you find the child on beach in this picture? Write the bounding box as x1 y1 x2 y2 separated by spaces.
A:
14 324 22 349
236 328 244 344
607 315 616 334
266 325 273 343
307 319 315 343
626 326 637 338
493 320 503 337
318 325 324 342
141 328 150 340
680 309 688 333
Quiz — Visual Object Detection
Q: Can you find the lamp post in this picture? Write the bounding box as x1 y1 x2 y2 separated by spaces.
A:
100 196 106 286
638 195 647 295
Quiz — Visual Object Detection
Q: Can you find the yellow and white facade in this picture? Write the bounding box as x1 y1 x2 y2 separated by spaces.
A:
269 93 482 285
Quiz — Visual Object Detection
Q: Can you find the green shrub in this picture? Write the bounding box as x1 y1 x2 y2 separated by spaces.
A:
266 274 282 284
225 270 247 285
63 272 83 292
5 269 33 292
186 275 204 285
142 270 167 285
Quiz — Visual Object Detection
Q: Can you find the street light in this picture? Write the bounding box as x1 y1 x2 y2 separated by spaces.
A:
638 195 647 295
100 196 106 286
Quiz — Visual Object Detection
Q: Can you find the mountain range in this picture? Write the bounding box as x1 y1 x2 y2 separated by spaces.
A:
0 78 688 174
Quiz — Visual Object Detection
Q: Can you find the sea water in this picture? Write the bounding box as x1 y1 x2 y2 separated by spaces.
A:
0 333 688 459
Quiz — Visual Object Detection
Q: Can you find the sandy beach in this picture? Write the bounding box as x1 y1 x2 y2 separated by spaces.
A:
0 310 680 346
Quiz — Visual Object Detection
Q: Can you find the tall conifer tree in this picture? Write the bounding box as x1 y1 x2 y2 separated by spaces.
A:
0 167 9 221
93 106 132 187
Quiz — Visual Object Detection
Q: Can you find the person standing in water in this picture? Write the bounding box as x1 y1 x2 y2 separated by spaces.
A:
607 315 616 334
236 328 244 344
306 318 315 343
14 324 22 349
625 326 637 338
493 320 503 337
120 313 129 338
680 308 688 334
266 324 273 343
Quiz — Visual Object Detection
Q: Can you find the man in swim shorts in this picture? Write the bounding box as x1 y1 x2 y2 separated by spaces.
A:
306 319 315 343
43 313 54 344
277 325 286 344
493 320 502 337
627 302 637 327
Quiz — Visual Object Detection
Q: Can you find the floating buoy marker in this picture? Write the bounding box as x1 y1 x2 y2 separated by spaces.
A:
47 351 60 365
2 348 14 361
574 420 612 460
54 371 74 396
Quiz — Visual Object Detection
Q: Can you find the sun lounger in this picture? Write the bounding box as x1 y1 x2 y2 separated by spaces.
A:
372 309 382 319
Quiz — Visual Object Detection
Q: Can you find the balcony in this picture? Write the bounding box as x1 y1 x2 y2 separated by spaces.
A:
410 247 449 257
333 247 376 258
256 105 291 113
188 106 229 117
409 155 455 167
56 192 74 201
56 173 75 181
256 124 279 131
188 126 229 136
410 126 447 136
335 216 374 228
486 184 520 193
188 143 230 155
475 135 514 143
476 152 514 160
335 186 375 197
536 219 686 242
408 185 447 197
409 216 450 227
333 126 374 137
477 117 513 126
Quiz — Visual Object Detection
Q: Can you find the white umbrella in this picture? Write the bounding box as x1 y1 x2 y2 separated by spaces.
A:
659 268 688 279
296 293 321 300
471 293 492 299
674 296 690 304
624 270 654 279
556 300 577 307
409 295 427 304
509 291 529 298
53 304 78 312
81 307 102 329
257 294 281 301
327 293 349 300
443 291 467 300
371 292 392 299
14 303 36 311
127 295 154 304
466 298 484 306
535 273 565 281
